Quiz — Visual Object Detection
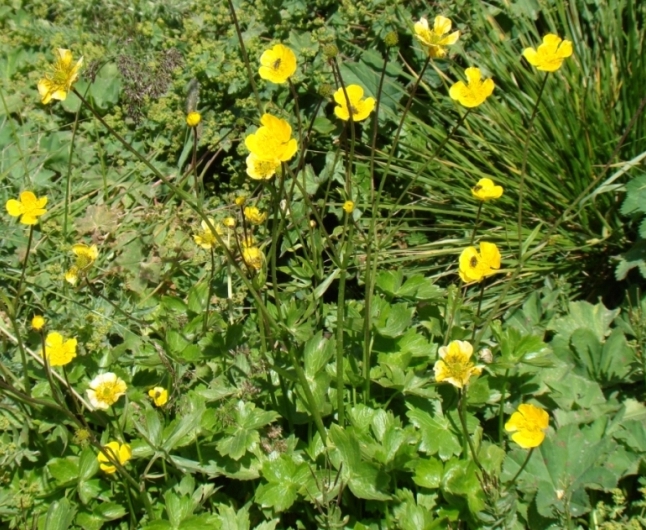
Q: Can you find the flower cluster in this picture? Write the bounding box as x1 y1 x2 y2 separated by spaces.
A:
245 113 298 180
65 244 98 285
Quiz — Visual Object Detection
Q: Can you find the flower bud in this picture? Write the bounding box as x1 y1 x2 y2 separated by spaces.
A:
186 111 201 127
318 83 334 98
322 44 338 59
384 31 399 47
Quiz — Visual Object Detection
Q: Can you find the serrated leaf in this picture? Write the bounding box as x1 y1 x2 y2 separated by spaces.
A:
407 407 462 461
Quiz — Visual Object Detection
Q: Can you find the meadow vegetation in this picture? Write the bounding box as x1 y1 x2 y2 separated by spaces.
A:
1 0 646 528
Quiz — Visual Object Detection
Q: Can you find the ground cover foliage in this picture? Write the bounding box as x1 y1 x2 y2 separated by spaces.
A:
1 0 646 528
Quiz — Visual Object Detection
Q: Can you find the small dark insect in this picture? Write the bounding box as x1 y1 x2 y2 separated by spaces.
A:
470 256 478 267
273 58 282 69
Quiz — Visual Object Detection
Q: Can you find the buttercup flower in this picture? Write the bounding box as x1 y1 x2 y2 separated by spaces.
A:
37 48 83 105
186 111 201 127
6 191 48 225
242 246 264 271
449 67 495 108
459 242 501 283
259 44 297 84
246 154 281 180
234 195 247 207
434 340 483 389
223 217 236 228
244 206 267 225
505 404 550 449
245 114 298 162
414 16 460 58
43 332 77 367
87 372 127 410
343 201 355 214
523 34 573 72
193 218 223 250
97 441 132 474
65 243 98 285
472 178 503 201
148 387 168 407
333 85 375 122
31 315 46 331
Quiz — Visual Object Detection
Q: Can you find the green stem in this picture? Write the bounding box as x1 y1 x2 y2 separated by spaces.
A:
63 105 82 241
470 202 483 245
471 283 485 342
336 219 354 425
458 388 483 472
192 127 200 203
504 448 534 492
13 224 34 311
203 248 215 334
517 73 549 262
226 0 262 114
8 314 30 397
498 369 510 444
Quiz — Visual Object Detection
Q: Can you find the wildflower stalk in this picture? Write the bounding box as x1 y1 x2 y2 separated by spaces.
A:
504 448 534 492
192 126 200 203
13 224 34 309
203 247 216 335
288 80 303 145
72 88 278 333
362 51 390 410
63 106 82 241
7 315 30 397
226 0 262 113
336 218 354 426
471 283 486 342
498 369 510 444
458 389 483 472
517 73 549 262
470 202 483 245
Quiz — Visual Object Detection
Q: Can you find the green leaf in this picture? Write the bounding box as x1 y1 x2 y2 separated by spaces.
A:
412 458 443 489
78 447 99 481
303 331 335 376
621 174 646 215
48 457 79 484
375 303 415 338
442 459 486 515
94 502 127 521
165 491 194 527
78 479 103 506
145 408 163 447
256 455 309 512
216 401 279 460
407 407 462 461
45 498 75 530
549 301 618 343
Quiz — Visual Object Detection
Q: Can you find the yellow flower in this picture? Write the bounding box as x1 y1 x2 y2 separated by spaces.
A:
42 332 77 367
148 387 168 407
37 49 83 105
242 246 264 271
65 243 98 285
244 206 267 225
246 154 281 180
6 191 48 225
434 340 483 389
31 315 46 331
234 195 247 207
342 201 355 214
259 44 297 84
97 441 132 474
449 67 495 108
193 218 223 250
333 85 375 122
186 111 201 127
523 34 573 73
223 217 236 228
472 178 503 201
87 372 127 410
459 242 501 283
245 114 298 162
505 404 550 449
414 16 460 58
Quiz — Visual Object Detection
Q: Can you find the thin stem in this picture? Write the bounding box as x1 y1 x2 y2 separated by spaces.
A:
470 202 483 245
192 127 200 203
504 448 534 492
458 388 483 472
8 314 30 396
336 218 354 425
288 79 303 144
517 73 549 262
471 283 485 342
63 106 82 241
498 369 510 444
203 248 215 335
13 225 34 311
226 0 262 114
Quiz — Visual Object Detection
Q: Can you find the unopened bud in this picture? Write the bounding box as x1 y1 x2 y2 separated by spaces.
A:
384 31 399 47
322 44 338 59
478 348 493 364
318 83 334 98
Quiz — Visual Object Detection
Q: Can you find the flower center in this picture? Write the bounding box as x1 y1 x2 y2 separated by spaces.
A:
272 58 281 70
97 383 116 401
470 256 478 268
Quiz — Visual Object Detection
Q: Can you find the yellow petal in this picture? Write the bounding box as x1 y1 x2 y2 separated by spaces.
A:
479 242 501 270
465 67 482 84
439 30 460 46
448 80 467 102
433 15 452 36
522 48 539 66
6 199 24 217
557 39 573 58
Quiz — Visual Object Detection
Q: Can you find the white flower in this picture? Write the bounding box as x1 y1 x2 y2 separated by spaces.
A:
86 372 127 410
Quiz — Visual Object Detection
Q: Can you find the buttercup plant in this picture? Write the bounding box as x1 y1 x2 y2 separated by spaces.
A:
1 2 642 528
